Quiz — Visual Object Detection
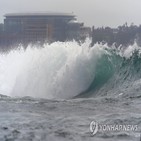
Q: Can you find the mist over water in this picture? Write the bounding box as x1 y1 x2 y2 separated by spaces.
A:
0 40 105 99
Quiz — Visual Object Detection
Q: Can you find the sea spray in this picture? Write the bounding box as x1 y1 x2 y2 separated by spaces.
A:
0 41 141 99
0 40 104 99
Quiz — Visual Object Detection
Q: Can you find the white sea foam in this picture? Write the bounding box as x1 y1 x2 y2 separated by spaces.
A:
122 42 141 58
0 40 105 99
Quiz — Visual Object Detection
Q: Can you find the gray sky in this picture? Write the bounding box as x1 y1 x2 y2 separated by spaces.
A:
0 0 141 27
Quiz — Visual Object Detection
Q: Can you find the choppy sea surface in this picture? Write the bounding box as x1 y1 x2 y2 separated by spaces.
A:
0 40 141 141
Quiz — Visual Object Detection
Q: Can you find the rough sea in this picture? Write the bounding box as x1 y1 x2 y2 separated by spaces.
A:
0 40 141 141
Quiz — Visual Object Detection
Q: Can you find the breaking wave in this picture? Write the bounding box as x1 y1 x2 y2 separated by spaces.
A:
0 40 141 99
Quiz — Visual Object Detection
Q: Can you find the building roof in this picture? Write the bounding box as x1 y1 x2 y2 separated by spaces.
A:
4 12 75 18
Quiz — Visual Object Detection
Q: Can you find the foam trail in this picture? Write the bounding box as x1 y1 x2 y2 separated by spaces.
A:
0 40 104 99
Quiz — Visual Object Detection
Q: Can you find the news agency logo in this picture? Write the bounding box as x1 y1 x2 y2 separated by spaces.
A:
90 120 99 135
90 120 138 136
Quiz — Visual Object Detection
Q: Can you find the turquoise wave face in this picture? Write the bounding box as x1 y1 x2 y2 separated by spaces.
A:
78 47 141 98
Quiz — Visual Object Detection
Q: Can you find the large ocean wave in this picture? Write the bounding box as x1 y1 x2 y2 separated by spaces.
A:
0 40 141 99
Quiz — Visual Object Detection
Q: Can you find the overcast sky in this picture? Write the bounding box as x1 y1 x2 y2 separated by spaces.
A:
0 0 141 27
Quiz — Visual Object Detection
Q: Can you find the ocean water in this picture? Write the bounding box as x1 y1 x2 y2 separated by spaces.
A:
0 40 141 141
